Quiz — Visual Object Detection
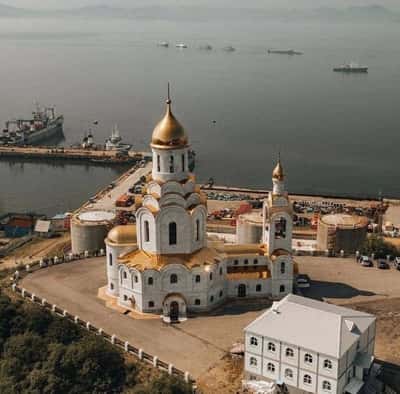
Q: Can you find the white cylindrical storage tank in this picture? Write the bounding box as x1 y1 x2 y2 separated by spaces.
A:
236 212 263 244
71 211 116 255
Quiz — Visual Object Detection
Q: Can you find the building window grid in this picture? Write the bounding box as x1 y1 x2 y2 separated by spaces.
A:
304 353 313 364
267 362 275 373
268 342 276 352
250 337 258 346
324 359 333 370
303 374 312 385
250 357 257 366
285 348 294 358
284 368 293 379
322 381 332 392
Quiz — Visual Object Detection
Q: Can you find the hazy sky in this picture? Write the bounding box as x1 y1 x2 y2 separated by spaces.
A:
3 0 400 10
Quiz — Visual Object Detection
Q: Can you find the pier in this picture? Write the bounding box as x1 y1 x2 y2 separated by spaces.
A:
0 146 150 165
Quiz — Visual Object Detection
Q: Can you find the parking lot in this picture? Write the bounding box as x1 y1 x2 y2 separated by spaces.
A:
296 255 400 305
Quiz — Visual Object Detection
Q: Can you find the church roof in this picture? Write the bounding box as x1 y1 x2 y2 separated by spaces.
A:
119 246 224 271
106 225 137 245
222 244 265 256
151 96 188 150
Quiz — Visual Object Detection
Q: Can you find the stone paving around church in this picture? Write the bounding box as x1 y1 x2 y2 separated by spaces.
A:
20 257 267 378
20 255 400 379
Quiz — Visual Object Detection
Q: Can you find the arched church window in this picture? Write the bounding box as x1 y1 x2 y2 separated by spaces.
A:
170 274 178 284
280 262 286 274
274 217 287 239
195 275 201 283
196 219 200 241
169 155 174 173
109 253 113 266
148 277 153 285
144 221 150 243
169 222 177 245
280 285 285 293
157 155 160 172
181 153 185 172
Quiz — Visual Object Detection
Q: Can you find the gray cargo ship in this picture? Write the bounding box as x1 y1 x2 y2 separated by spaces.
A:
333 63 368 73
268 49 303 55
0 105 63 146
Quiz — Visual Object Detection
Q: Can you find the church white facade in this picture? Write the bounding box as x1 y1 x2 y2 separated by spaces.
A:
104 92 295 321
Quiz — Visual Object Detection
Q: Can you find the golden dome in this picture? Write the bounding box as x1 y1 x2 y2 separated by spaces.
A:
151 98 188 149
272 160 284 181
107 225 137 245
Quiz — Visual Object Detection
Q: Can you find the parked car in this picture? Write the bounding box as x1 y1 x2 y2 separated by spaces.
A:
378 261 390 270
361 259 373 267
296 274 311 288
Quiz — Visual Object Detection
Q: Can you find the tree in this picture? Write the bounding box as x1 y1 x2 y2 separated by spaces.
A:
361 234 399 259
146 374 193 394
54 336 126 394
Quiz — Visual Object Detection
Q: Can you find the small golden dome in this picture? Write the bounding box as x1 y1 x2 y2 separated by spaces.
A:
107 225 137 245
151 98 188 149
272 160 284 181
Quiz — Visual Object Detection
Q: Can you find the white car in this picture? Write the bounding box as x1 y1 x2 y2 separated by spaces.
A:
296 275 311 288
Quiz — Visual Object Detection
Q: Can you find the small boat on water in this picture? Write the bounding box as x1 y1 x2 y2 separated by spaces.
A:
223 46 235 52
176 43 187 49
333 62 368 73
268 49 303 55
199 44 213 51
157 42 169 48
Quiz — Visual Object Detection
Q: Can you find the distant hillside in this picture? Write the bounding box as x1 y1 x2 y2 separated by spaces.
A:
0 3 398 22
314 5 398 21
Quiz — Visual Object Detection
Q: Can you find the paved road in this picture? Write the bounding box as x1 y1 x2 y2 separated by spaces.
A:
21 257 264 378
83 162 152 212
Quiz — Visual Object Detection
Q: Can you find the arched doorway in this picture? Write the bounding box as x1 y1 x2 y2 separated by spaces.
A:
162 293 187 323
170 301 179 322
238 284 246 297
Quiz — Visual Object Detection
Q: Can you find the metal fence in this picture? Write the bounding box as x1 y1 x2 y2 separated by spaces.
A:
11 283 194 387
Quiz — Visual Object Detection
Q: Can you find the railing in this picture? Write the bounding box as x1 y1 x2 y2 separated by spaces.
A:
11 284 195 388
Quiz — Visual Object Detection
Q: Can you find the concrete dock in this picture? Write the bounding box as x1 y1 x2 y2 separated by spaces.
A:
0 145 150 165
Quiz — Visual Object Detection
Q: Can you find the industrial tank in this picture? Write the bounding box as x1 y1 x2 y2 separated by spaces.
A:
317 214 368 254
236 212 263 244
71 210 116 254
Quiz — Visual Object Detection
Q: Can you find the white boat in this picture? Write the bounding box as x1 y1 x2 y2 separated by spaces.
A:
223 46 235 52
157 42 169 47
176 43 187 49
105 125 131 152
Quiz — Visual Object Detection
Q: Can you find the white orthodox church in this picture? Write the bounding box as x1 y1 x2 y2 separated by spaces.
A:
104 93 295 322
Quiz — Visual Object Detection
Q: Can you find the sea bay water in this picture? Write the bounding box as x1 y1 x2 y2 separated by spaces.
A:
0 16 399 215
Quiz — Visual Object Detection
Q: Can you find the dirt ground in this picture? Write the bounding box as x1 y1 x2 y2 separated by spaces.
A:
197 354 244 394
347 298 400 366
0 233 70 269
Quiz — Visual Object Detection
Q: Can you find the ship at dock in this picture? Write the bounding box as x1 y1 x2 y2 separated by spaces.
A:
0 104 63 146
